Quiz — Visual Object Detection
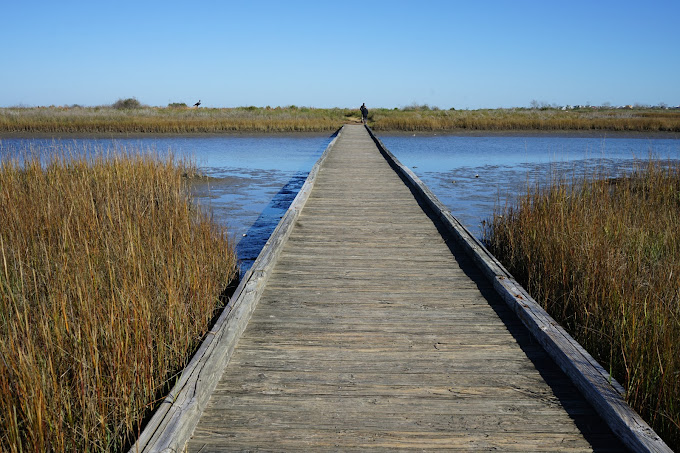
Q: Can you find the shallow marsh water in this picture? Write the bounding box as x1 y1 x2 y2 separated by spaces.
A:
379 134 680 238
2 132 679 276
0 135 332 276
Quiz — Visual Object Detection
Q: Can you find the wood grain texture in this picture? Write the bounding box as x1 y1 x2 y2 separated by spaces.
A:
366 127 670 452
128 129 343 453
186 125 628 452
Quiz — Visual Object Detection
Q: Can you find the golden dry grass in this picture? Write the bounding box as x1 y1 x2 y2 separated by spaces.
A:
485 160 680 450
0 148 238 451
0 106 346 133
2 105 679 134
369 107 680 132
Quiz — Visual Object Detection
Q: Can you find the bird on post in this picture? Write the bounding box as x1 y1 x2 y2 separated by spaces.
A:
194 100 201 108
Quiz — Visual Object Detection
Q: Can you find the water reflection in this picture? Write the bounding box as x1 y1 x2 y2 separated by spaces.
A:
379 134 680 238
191 171 309 277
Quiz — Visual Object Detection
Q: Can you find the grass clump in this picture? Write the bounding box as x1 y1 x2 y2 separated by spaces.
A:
0 148 238 451
484 160 680 449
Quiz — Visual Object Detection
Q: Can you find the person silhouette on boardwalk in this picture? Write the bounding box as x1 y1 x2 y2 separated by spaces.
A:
360 103 368 125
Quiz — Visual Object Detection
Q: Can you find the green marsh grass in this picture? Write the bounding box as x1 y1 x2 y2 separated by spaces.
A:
485 160 680 449
2 106 679 134
0 147 238 451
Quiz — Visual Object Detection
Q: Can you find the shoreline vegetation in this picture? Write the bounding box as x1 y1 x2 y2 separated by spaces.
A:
484 160 680 450
1 103 680 134
0 148 238 451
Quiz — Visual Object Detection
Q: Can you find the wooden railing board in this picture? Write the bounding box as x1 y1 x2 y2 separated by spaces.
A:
366 125 670 453
129 128 343 453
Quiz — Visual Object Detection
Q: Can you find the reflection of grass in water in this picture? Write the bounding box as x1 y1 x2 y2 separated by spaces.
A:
0 148 238 451
485 160 680 450
2 105 680 133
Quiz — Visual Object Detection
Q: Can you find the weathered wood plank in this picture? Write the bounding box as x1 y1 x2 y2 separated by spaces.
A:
185 125 636 452
188 434 621 453
365 127 671 452
128 130 344 453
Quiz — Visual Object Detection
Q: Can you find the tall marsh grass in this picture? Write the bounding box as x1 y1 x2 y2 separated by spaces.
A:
0 106 346 133
0 148 238 451
369 108 680 132
485 160 680 449
2 106 679 134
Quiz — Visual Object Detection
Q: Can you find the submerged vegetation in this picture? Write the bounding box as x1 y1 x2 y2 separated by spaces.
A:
1 104 679 134
0 148 238 451
485 160 680 450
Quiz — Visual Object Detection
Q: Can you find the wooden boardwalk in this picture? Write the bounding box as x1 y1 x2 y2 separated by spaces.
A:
183 125 626 451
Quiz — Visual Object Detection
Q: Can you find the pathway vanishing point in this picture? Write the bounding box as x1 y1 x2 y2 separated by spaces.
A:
134 125 670 452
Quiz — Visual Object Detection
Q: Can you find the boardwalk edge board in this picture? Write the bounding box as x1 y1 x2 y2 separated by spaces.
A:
365 125 671 453
129 128 343 453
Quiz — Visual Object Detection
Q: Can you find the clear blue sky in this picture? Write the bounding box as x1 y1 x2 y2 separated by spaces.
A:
2 0 679 109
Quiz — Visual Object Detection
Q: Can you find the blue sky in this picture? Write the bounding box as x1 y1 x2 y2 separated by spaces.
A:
2 0 679 109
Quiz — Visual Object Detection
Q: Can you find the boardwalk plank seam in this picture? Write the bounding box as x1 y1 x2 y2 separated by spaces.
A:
129 128 343 453
366 126 671 452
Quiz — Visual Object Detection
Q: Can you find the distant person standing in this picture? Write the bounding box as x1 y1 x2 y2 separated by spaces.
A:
360 103 368 125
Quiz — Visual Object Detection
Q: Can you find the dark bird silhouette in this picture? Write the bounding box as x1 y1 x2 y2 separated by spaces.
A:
194 100 201 108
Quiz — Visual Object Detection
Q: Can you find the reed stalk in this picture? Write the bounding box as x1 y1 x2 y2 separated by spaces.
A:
0 147 238 451
485 160 680 450
2 106 679 134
